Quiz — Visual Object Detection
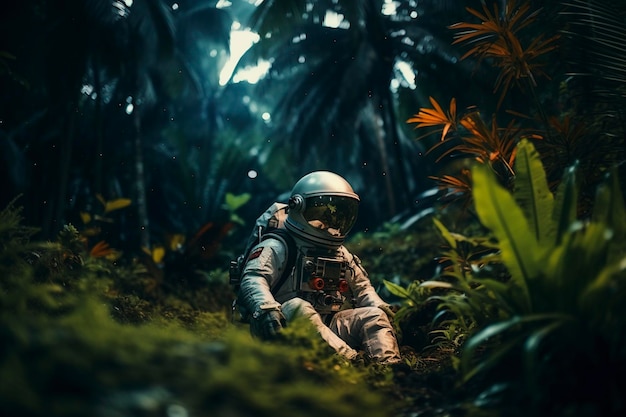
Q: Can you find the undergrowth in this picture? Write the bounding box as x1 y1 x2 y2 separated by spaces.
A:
0 199 403 417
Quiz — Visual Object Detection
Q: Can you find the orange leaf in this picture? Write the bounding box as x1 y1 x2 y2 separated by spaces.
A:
90 240 116 258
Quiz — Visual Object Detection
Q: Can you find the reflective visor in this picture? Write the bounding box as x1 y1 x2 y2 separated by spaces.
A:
302 196 358 237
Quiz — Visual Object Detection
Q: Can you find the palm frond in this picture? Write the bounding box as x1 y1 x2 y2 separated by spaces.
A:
458 113 520 177
429 168 474 209
406 97 458 141
561 0 626 102
450 1 559 106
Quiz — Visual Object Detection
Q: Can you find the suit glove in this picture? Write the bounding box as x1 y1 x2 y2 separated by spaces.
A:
250 309 287 340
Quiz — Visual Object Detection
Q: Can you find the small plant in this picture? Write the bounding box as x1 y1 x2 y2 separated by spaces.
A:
76 193 131 259
383 279 431 327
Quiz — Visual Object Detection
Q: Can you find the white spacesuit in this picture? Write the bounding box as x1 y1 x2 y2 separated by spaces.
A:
238 171 401 364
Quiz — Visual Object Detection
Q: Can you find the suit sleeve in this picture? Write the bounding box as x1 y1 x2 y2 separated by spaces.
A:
342 247 389 308
238 239 288 315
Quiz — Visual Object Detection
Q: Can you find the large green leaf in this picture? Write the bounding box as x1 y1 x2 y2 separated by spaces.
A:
540 221 612 314
579 255 626 344
474 277 524 316
433 217 457 250
592 167 626 263
472 164 535 312
579 256 626 312
552 163 579 245
513 139 555 245
522 318 571 393
224 192 251 211
461 313 571 382
460 315 525 381
383 280 412 299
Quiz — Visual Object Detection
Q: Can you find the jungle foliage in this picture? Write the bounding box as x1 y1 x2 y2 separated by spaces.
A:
383 1 626 416
417 141 626 415
407 0 626 212
2 1 626 417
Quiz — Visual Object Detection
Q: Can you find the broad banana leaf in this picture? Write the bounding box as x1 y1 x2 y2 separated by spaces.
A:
513 139 555 245
472 163 534 313
552 163 578 245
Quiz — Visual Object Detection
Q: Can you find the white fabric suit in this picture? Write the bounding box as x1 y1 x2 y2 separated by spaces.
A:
239 236 402 364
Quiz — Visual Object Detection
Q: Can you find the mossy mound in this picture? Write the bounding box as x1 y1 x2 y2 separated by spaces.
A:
0 201 397 417
1 301 389 417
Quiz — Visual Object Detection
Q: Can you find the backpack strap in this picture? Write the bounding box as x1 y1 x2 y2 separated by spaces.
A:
261 228 297 296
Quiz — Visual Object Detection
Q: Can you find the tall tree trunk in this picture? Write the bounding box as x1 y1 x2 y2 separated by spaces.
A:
45 101 76 238
368 102 396 215
93 60 104 196
133 114 150 249
382 88 416 209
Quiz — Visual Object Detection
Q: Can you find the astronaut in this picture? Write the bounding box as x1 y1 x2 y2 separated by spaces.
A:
238 171 402 364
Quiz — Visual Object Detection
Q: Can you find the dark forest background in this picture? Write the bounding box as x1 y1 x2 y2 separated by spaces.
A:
2 0 624 257
1 0 511 256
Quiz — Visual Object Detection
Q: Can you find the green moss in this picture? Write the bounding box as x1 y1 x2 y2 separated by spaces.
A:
0 203 395 417
1 296 390 417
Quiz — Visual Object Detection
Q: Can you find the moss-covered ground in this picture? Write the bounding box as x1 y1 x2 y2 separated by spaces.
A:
0 202 468 417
